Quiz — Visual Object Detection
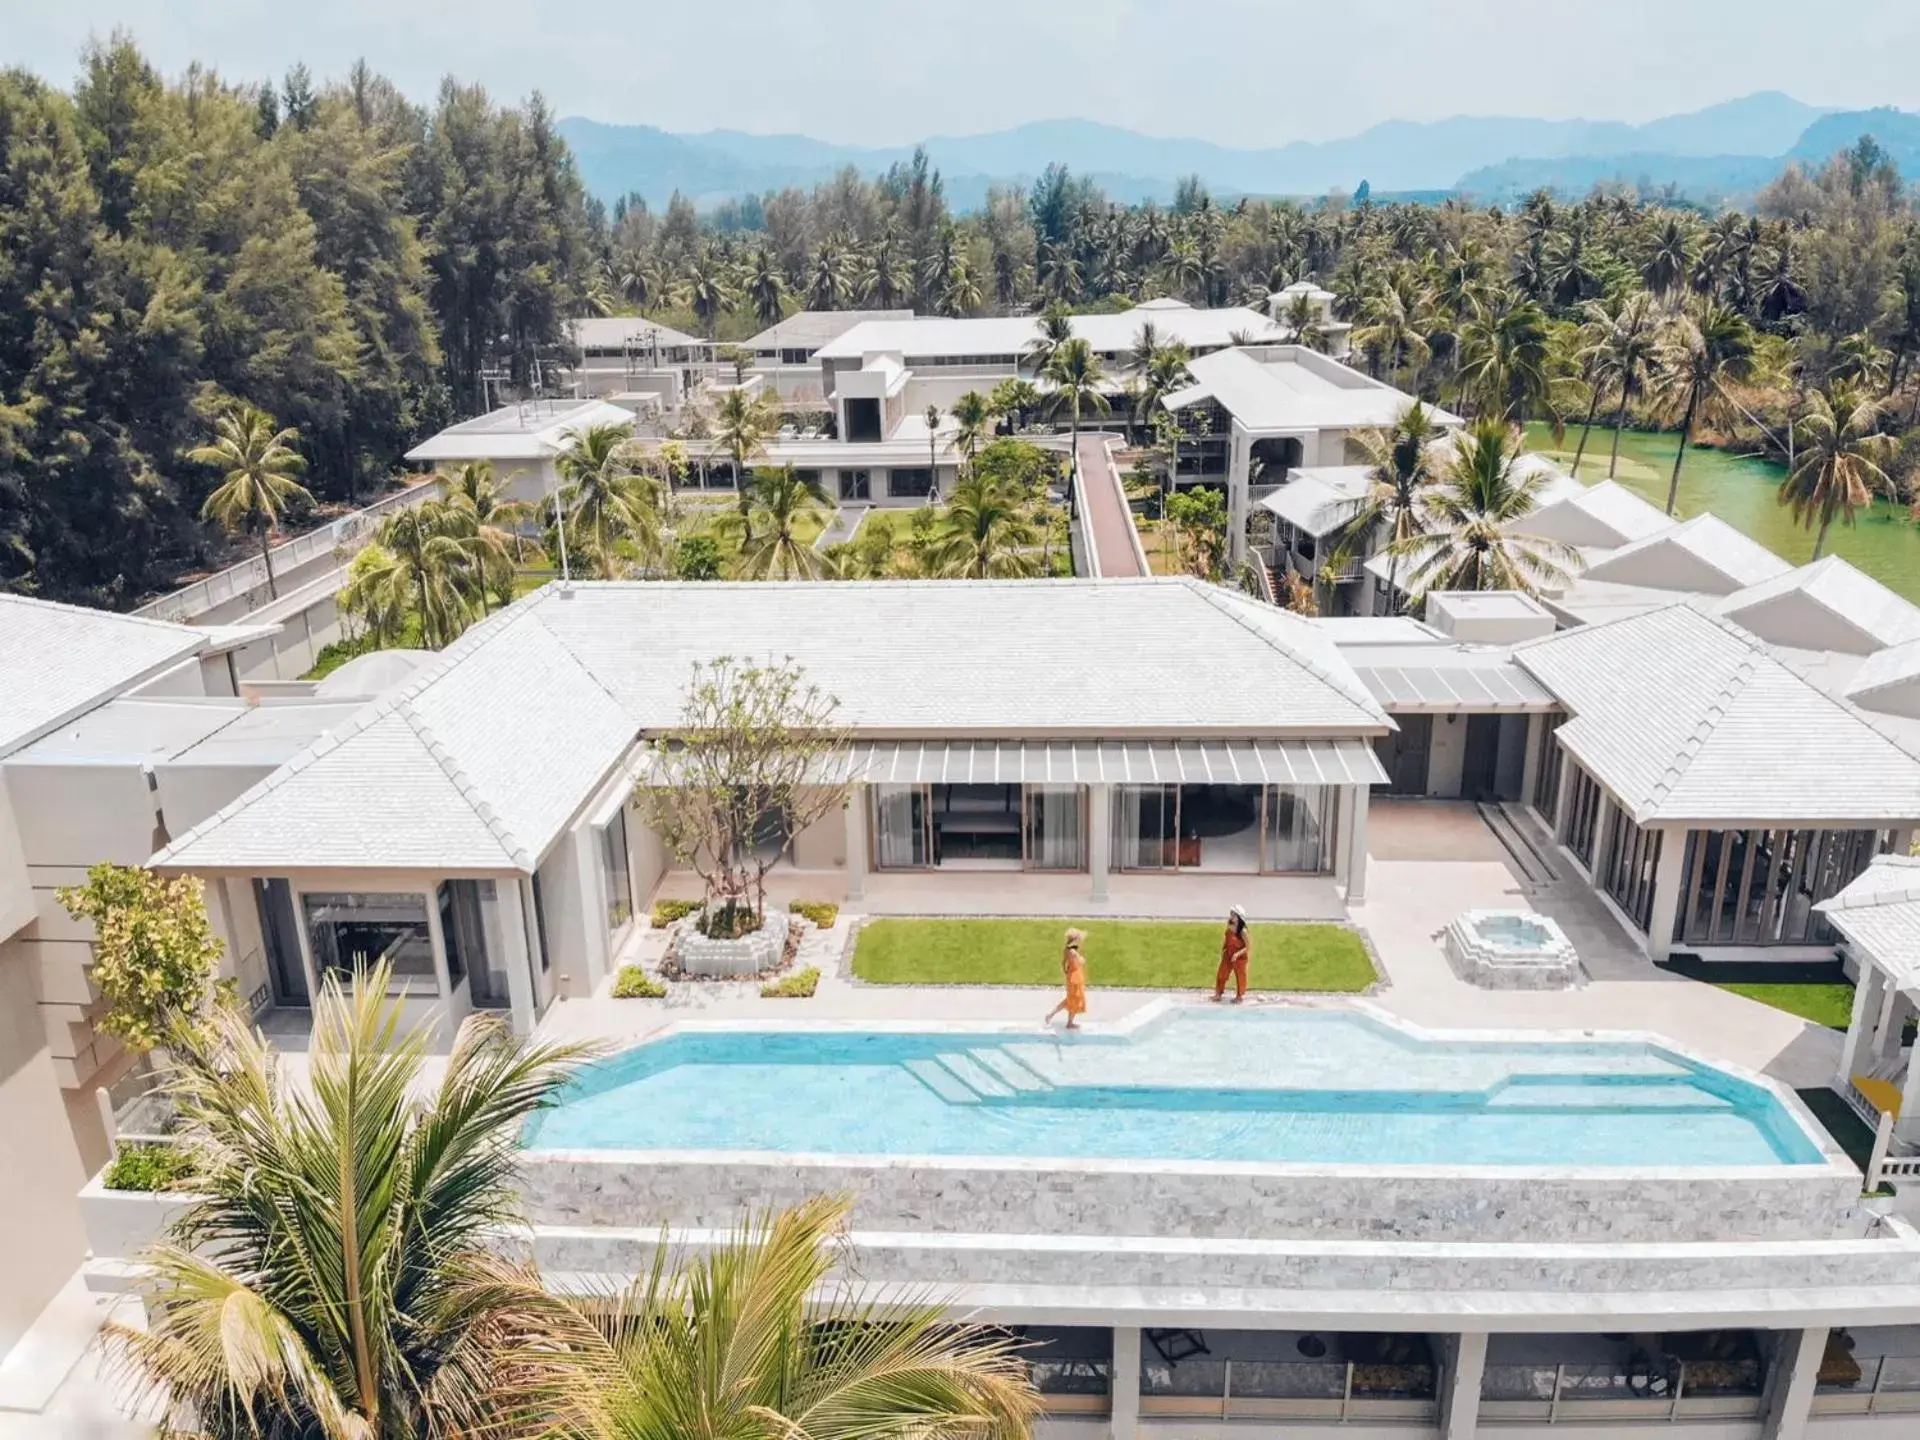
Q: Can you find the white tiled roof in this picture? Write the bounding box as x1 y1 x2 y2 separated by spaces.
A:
1259 467 1373 537
1515 602 1920 825
403 400 636 463
1847 637 1920 719
743 309 913 352
0 595 210 759
1715 555 1920 656
571 316 705 351
814 305 1284 361
1580 514 1792 596
154 578 1390 874
1524 480 1673 550
157 603 643 872
1818 855 1920 985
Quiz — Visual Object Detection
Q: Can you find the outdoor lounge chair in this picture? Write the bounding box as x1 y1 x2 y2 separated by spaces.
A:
1146 1329 1209 1367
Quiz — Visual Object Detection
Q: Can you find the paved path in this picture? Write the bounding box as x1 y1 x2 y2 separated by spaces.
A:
1076 434 1145 578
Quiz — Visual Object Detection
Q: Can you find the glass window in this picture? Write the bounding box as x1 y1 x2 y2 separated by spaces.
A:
301 892 434 987
1264 785 1336 872
253 878 307 1006
839 469 871 501
888 467 934 498
436 882 467 987
873 784 930 868
1112 785 1177 870
530 874 551 973
1679 827 1887 947
1024 786 1086 871
443 879 509 1009
600 808 634 933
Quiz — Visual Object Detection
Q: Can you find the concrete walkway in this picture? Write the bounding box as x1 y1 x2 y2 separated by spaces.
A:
1076 435 1145 578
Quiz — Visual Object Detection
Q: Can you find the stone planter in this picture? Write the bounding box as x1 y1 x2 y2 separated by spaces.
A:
78 1171 197 1264
1442 909 1583 990
675 907 790 978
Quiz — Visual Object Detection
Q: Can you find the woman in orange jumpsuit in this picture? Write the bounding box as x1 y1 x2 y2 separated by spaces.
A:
1214 905 1250 1003
1045 928 1089 1030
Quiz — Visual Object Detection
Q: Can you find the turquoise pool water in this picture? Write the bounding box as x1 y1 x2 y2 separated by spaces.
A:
524 1009 1822 1167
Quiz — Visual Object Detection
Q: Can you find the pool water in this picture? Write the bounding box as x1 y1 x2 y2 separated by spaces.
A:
525 1009 1821 1168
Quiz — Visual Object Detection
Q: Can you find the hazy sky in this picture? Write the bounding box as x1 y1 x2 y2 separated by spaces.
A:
11 0 1920 147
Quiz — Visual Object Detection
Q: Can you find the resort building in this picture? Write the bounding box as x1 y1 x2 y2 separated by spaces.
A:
401 396 637 505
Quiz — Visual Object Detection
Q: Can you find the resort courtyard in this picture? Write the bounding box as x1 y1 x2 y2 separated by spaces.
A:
548 799 1845 1094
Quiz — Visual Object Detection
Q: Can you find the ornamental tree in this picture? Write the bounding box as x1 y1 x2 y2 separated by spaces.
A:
58 864 224 1051
638 658 851 937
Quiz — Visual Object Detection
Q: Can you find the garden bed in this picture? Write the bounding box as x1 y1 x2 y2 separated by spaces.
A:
850 918 1376 991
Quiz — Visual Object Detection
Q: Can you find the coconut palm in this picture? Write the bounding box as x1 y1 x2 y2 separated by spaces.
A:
806 235 853 310
736 466 832 580
1022 302 1074 377
442 461 535 607
711 386 781 515
190 404 314 599
951 391 994 472
111 963 588 1440
1642 216 1696 297
1648 301 1757 515
1043 337 1111 453
343 499 484 649
1391 417 1576 598
743 244 789 327
989 377 1042 432
1456 294 1551 420
1780 380 1895 559
1133 342 1193 422
860 228 910 308
929 473 1044 578
1352 276 1432 384
1324 402 1440 613
555 422 664 578
494 1196 1037 1440
682 247 735 336
1594 290 1665 480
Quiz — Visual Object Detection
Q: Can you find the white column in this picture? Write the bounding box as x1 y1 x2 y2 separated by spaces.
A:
1587 799 1618 885
1333 788 1355 885
1108 1326 1140 1440
575 831 608 991
1899 1041 1920 1147
1550 760 1574 841
1519 714 1545 810
1439 1332 1488 1440
845 789 868 903
1227 426 1250 565
1088 784 1112 904
496 878 537 1037
1646 829 1687 962
1760 1326 1827 1440
1344 786 1371 904
1837 963 1888 1087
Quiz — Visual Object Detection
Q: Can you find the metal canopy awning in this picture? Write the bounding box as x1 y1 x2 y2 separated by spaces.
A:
1355 664 1557 713
845 738 1386 787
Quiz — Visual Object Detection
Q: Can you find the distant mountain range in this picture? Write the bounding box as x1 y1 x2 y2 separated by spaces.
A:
558 94 1920 212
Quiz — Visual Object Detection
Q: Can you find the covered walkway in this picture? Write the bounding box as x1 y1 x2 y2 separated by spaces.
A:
1076 434 1146 578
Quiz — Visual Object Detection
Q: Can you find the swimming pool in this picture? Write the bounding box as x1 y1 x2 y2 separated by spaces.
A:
524 1008 1823 1168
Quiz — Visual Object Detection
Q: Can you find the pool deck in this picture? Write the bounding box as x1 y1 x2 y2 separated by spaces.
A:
546 802 1842 1097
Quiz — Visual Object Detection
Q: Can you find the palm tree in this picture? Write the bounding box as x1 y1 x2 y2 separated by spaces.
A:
682 248 735 336
555 422 664 577
1324 403 1439 613
1642 216 1695 297
1023 302 1073 377
1353 278 1432 384
1280 290 1329 351
1456 295 1551 420
442 461 534 607
112 963 587 1439
743 244 789 327
860 228 909 308
1134 342 1193 422
1648 301 1757 515
1595 290 1664 480
929 473 1045 578
190 404 314 599
1780 380 1895 559
712 386 780 515
1043 337 1111 454
951 391 994 473
1128 320 1164 374
499 1197 1036 1440
924 403 943 498
344 500 483 649
989 377 1042 433
806 235 853 310
1391 417 1576 598
939 257 983 317
736 466 832 579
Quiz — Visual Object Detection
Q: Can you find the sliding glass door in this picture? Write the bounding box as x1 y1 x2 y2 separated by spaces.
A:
1112 784 1338 874
1264 785 1337 872
873 784 931 868
873 783 1088 871
1024 786 1086 871
1113 785 1179 870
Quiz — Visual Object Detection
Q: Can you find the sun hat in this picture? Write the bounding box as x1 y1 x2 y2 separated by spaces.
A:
1228 904 1246 922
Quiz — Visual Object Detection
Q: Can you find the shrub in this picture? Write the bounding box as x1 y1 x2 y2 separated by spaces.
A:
104 1143 195 1193
651 899 700 929
791 901 839 929
760 966 820 998
611 967 667 999
58 864 224 1051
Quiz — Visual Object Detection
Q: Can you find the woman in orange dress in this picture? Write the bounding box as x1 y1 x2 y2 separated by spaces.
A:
1045 928 1089 1030
1214 904 1250 1003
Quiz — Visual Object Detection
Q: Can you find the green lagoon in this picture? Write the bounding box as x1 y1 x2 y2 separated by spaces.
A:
1521 422 1920 602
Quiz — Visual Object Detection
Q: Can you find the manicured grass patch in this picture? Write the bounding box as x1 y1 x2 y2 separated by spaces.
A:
852 918 1375 992
1713 982 1855 1030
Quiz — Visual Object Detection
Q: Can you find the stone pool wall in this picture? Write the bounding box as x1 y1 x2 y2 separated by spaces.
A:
519 1150 1866 1246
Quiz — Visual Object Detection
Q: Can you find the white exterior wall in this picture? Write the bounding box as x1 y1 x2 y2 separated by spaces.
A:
0 775 33 942
1426 714 1469 798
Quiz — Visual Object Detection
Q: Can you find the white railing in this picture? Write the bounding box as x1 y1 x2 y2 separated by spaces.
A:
1068 456 1098 578
136 479 444 624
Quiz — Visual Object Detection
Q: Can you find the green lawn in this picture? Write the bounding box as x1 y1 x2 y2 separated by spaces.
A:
1712 982 1856 1030
851 918 1376 992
